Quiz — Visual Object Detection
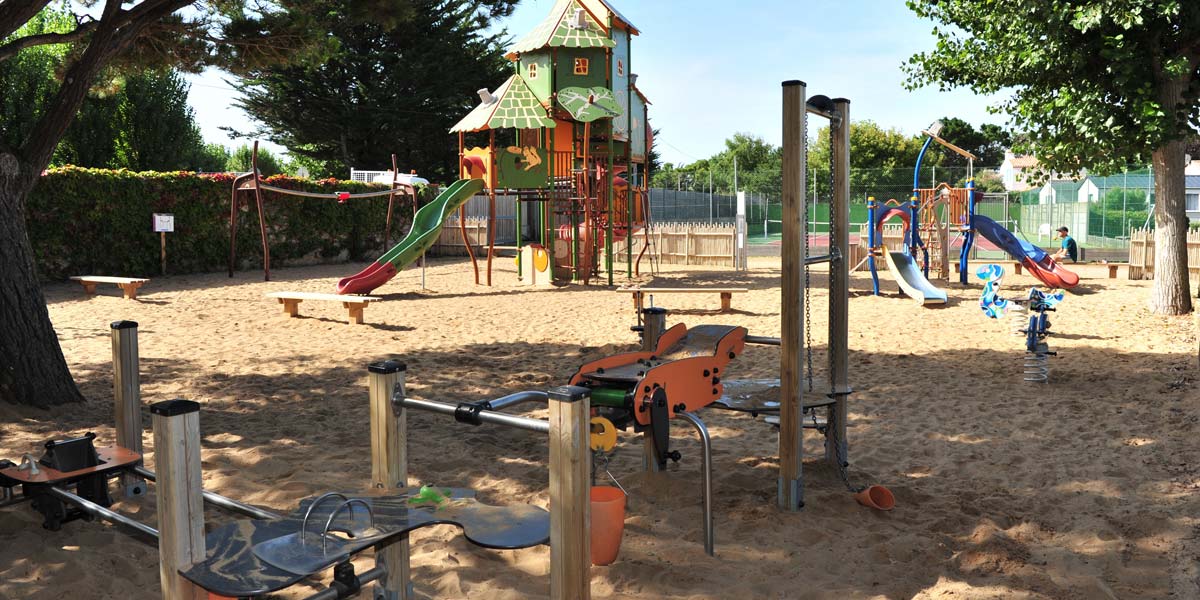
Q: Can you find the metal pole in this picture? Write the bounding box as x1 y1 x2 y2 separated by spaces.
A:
744 336 782 345
675 412 713 557
303 567 388 600
48 487 158 540
708 169 713 223
111 320 146 498
779 80 806 511
396 397 550 434
641 307 667 472
131 466 283 522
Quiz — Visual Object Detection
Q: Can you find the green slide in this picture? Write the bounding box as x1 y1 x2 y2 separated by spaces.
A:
336 178 485 294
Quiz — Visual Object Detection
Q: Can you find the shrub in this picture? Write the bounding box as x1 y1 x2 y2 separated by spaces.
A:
26 167 421 279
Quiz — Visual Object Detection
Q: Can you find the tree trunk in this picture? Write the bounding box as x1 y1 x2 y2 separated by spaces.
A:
0 151 84 408
1149 75 1193 316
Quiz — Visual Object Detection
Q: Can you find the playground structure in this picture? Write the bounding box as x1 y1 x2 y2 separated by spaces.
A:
0 321 592 600
449 0 654 287
355 84 888 600
336 179 485 295
866 122 977 303
229 144 421 282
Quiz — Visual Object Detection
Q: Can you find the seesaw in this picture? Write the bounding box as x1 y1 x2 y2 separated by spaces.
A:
180 488 547 597
0 321 576 600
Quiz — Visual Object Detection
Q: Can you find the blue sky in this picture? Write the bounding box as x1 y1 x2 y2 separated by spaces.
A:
185 0 1010 169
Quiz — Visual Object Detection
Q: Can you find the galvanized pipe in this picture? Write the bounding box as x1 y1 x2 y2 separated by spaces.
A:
675 412 714 556
302 566 387 600
0 488 29 508
744 335 782 346
133 466 283 521
398 397 551 434
479 390 550 412
47 486 158 540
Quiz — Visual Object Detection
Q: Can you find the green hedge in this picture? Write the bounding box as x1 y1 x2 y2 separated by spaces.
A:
26 167 420 279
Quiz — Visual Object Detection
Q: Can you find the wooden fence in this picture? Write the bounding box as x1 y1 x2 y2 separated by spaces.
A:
613 222 736 267
1127 228 1200 280
426 193 517 256
850 223 906 271
429 216 493 256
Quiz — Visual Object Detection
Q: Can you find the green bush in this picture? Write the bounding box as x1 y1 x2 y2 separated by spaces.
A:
26 167 422 279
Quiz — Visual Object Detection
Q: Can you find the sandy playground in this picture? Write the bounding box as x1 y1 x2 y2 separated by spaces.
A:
1 256 1198 599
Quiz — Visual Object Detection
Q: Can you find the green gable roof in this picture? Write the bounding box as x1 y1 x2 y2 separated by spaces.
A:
506 0 615 58
449 75 555 133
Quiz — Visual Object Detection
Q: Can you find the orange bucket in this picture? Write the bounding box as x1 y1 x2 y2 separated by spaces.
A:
854 485 896 511
590 485 626 565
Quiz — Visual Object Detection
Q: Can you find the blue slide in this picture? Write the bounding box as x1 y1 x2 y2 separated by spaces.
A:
971 215 1079 289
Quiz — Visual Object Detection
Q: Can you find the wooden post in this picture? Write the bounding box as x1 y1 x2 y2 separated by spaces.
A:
160 232 167 276
369 361 411 600
151 400 206 600
111 320 146 498
547 385 590 600
827 98 851 467
778 80 806 511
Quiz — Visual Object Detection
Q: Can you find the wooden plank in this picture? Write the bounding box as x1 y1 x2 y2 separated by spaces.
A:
151 400 207 600
547 386 590 600
70 275 149 284
264 291 381 302
369 361 411 600
618 288 748 294
778 81 805 511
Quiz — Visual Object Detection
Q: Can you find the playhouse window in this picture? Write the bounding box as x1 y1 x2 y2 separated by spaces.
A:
527 62 538 79
574 58 589 76
617 60 624 76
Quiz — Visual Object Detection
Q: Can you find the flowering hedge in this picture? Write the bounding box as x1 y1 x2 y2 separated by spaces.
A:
26 167 420 279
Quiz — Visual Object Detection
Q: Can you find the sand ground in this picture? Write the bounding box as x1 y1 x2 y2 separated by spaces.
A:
1 256 1198 599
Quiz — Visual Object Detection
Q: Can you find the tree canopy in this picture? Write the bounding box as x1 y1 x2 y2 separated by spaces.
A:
0 0 517 408
905 0 1198 313
231 0 516 180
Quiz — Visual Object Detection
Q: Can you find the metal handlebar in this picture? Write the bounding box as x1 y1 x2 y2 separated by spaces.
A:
300 492 349 542
321 499 374 555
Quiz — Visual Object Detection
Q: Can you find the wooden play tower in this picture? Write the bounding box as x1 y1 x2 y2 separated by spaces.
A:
449 0 654 286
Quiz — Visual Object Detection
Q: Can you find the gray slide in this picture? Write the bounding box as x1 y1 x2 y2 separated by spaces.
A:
883 250 947 305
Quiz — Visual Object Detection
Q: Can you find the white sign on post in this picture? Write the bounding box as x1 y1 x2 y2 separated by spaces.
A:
153 213 175 233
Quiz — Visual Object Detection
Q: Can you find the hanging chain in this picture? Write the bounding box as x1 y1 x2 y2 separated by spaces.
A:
803 111 813 393
827 131 838 395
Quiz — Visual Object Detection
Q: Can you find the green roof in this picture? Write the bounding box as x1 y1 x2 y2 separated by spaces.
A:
506 0 615 57
449 75 556 133
1086 173 1155 189
1048 180 1082 195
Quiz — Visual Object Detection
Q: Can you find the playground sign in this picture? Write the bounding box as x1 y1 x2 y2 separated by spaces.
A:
153 213 174 275
153 213 174 232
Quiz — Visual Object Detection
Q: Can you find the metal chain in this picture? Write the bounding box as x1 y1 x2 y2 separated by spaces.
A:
827 137 837 395
803 111 813 393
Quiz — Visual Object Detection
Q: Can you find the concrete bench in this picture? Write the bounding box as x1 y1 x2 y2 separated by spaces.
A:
621 287 749 313
70 276 149 299
264 292 382 325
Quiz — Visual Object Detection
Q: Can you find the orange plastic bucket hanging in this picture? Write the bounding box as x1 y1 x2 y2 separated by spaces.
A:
590 485 626 565
854 485 895 511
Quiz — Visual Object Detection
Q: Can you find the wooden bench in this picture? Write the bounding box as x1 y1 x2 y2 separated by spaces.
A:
70 276 149 299
264 292 382 325
621 287 749 313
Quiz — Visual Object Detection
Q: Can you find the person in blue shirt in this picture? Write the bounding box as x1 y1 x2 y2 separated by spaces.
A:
1052 226 1078 262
